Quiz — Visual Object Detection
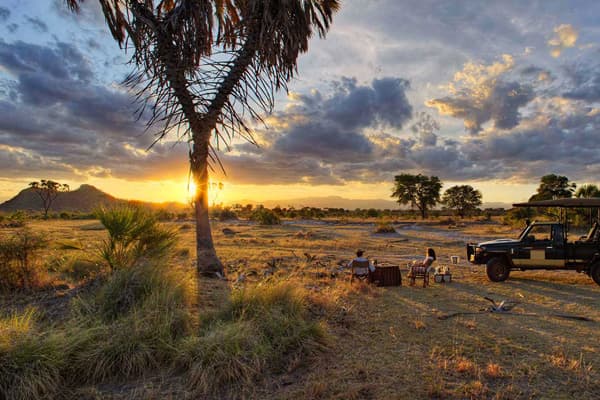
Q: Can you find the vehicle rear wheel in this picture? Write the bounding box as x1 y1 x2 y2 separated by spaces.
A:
591 263 600 286
486 257 511 282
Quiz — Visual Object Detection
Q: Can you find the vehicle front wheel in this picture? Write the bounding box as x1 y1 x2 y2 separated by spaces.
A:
591 263 600 286
486 257 511 282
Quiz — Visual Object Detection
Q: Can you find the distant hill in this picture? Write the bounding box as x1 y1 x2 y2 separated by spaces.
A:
0 184 188 213
0 184 124 213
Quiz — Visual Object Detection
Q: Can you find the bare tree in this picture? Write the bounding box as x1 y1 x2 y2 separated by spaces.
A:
29 180 70 218
64 0 340 275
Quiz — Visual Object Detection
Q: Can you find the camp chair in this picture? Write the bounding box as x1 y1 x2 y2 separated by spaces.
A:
408 260 434 287
350 260 371 283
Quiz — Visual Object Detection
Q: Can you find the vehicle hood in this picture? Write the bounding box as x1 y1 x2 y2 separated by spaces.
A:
477 238 520 247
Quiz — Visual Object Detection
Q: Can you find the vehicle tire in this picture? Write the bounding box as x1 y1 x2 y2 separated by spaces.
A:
486 257 511 282
591 263 600 286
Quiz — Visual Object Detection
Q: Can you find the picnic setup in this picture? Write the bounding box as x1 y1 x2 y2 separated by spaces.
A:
348 248 455 288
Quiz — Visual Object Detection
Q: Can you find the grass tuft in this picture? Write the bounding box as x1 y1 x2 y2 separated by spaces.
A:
177 281 328 396
0 310 66 400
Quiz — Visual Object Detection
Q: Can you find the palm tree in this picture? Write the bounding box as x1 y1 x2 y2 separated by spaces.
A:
575 184 600 198
64 0 340 275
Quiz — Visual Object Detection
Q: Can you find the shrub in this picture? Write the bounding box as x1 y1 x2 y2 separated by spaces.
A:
61 258 104 282
67 263 194 383
6 211 27 228
77 263 193 323
374 222 396 233
0 229 47 290
0 310 67 400
250 207 281 225
218 207 238 221
177 282 327 396
97 206 177 270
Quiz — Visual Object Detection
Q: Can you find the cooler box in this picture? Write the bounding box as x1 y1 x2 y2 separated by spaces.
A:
433 273 452 283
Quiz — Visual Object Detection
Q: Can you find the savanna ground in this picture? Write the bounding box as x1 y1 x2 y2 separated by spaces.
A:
2 216 599 399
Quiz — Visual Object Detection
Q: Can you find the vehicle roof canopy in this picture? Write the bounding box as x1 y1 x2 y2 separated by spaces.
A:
513 198 600 208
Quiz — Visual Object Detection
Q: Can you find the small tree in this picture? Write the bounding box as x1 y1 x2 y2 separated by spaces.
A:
391 174 442 219
441 185 482 218
529 174 575 201
29 180 70 218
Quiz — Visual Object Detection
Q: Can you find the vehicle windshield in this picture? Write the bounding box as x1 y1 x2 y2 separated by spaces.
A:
517 224 531 241
517 223 560 242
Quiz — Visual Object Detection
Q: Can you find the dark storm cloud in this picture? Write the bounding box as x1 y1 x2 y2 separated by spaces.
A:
428 79 534 134
0 39 176 182
323 77 412 129
563 64 600 102
223 153 343 185
220 77 413 184
274 122 374 161
226 63 600 186
458 107 600 182
7 23 18 33
0 7 10 22
0 40 92 82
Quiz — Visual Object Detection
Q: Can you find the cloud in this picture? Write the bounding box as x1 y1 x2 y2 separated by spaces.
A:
0 7 9 22
427 55 535 134
563 63 600 102
0 39 182 182
219 77 414 185
548 24 578 58
25 16 48 33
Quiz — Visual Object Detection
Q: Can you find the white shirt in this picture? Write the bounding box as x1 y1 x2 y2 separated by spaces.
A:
349 257 376 272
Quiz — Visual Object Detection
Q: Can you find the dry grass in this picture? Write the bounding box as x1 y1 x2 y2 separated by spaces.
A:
1 217 600 399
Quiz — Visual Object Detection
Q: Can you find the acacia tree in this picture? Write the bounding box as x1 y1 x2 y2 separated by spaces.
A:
65 0 339 275
392 174 442 219
529 174 576 201
441 185 482 218
29 180 70 218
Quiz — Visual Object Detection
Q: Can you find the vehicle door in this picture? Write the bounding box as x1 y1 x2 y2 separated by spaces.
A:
545 224 566 268
512 224 562 268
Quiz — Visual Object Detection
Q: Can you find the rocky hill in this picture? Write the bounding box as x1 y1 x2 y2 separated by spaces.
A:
0 184 126 213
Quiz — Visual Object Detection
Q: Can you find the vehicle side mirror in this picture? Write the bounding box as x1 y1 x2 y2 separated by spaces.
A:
524 235 535 243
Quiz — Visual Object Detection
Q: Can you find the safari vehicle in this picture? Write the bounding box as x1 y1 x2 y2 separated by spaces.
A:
467 198 600 285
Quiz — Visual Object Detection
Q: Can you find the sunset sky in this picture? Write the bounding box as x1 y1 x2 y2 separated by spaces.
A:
2 1 600 207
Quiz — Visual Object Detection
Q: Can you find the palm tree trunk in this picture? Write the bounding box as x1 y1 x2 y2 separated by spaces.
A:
153 13 258 276
191 134 222 274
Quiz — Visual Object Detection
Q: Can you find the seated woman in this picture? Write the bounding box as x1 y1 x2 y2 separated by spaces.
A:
408 247 436 276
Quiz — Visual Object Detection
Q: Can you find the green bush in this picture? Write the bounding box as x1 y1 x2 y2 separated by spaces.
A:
250 207 281 225
97 206 177 270
218 207 238 221
6 211 27 228
0 229 47 290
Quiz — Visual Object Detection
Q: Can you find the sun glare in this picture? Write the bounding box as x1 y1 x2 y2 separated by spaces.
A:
187 181 197 201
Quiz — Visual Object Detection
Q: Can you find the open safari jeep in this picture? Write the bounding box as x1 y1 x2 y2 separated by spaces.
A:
467 198 600 285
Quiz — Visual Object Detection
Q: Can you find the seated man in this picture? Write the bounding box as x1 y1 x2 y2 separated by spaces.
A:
348 249 375 282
